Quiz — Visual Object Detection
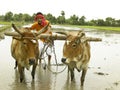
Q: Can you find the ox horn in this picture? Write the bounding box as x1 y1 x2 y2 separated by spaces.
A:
12 23 23 36
77 30 85 38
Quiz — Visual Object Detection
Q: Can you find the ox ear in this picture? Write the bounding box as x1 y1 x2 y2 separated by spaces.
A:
78 31 85 38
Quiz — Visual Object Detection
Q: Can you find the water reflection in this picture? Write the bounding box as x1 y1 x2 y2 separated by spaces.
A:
62 72 83 90
11 69 33 90
10 64 52 90
36 64 52 90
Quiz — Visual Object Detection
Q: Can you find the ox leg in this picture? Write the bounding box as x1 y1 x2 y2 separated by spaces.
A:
81 69 87 86
31 64 37 80
14 61 18 69
48 55 51 64
69 68 74 81
18 65 24 82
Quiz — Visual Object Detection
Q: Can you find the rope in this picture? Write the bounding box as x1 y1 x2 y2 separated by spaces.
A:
52 42 58 66
39 40 67 74
46 64 67 74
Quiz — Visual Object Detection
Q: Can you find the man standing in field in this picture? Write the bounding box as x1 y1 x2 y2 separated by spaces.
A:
25 12 53 64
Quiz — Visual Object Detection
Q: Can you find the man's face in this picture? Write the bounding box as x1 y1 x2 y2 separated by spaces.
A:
38 19 42 25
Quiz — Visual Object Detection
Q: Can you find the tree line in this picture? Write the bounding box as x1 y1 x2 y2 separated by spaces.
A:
0 11 120 27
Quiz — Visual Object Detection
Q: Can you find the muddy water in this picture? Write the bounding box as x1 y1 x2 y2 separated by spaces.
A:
0 29 120 90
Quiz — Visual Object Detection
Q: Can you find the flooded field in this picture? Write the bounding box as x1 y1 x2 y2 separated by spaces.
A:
0 27 120 90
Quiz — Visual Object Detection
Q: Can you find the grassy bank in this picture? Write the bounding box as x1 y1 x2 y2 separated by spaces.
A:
0 21 25 26
78 25 120 31
0 21 25 32
0 21 120 32
57 24 120 32
0 21 11 25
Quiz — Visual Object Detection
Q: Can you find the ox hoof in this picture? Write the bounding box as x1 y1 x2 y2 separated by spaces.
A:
43 64 46 70
32 77 34 80
20 78 23 83
81 83 84 86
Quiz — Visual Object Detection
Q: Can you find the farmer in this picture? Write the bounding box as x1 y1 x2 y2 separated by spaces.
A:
25 12 53 63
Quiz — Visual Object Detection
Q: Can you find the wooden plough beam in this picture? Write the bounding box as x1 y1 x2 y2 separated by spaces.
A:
4 24 102 42
4 31 102 42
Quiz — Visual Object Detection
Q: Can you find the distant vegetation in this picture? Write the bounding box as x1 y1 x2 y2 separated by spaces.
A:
0 11 120 27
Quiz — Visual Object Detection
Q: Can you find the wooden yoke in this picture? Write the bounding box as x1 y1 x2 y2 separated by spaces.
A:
4 24 102 42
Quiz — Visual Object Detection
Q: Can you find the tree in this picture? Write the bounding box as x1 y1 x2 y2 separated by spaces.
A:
79 16 86 25
61 10 65 16
56 11 66 24
22 13 32 22
45 13 56 24
105 17 115 26
116 19 120 26
88 19 97 26
13 13 24 21
96 19 105 26
67 14 79 25
57 16 65 24
4 11 13 21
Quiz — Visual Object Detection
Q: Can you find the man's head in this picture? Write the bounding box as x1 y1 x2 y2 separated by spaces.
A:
34 12 47 26
34 12 44 21
36 12 43 16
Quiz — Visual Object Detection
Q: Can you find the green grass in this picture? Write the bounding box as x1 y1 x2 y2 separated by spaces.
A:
0 21 25 26
78 26 120 31
0 21 11 25
0 21 24 32
59 24 120 31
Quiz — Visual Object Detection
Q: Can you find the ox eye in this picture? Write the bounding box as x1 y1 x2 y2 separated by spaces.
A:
72 43 76 48
23 42 27 45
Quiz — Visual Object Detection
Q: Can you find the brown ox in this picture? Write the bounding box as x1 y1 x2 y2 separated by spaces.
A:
61 31 90 86
10 24 40 82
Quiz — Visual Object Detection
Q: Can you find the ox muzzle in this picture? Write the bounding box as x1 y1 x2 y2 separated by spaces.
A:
29 58 36 65
61 58 66 63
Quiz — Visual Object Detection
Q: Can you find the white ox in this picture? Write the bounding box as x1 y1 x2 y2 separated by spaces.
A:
61 31 91 86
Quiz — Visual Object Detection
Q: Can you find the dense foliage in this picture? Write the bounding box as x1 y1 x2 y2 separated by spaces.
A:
0 11 120 27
